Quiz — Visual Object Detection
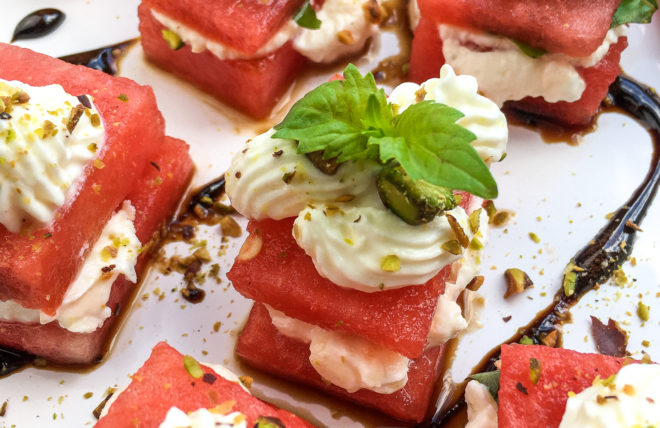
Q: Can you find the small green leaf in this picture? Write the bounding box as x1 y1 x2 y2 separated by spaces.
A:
273 64 497 200
294 0 322 30
183 355 203 379
469 370 500 403
611 0 658 27
512 39 546 58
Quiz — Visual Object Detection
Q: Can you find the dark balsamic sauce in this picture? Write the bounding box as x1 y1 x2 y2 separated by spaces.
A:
428 74 660 427
11 9 65 43
58 39 137 76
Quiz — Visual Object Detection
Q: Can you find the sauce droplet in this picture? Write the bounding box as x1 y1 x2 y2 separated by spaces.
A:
12 9 65 43
59 39 137 76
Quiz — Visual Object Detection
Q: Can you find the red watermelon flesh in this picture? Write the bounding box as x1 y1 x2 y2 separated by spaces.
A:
409 21 627 126
504 37 627 126
0 43 165 314
0 136 193 364
417 0 621 57
96 341 314 428
141 0 305 56
228 193 472 359
138 4 307 119
237 303 446 423
409 17 446 86
229 219 447 360
498 344 627 428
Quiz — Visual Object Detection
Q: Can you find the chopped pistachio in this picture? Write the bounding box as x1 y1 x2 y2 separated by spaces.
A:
468 208 482 234
469 236 484 250
337 30 354 44
161 29 184 50
637 301 650 322
183 355 204 379
117 94 129 102
491 210 510 227
381 254 401 272
529 358 541 385
446 213 469 248
503 268 533 298
220 216 242 237
466 275 484 291
528 232 541 243
562 262 578 297
442 240 462 255
520 335 534 345
6 128 16 142
541 329 558 347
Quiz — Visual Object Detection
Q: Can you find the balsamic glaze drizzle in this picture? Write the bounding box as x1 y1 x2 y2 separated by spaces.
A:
58 39 137 76
428 74 660 427
11 9 65 43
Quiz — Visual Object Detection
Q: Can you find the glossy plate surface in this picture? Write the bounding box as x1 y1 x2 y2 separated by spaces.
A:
2 1 660 426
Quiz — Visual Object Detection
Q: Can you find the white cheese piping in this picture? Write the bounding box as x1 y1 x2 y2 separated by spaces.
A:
0 79 105 233
0 201 140 333
268 306 410 394
559 363 660 428
437 24 628 106
151 0 378 64
465 380 498 428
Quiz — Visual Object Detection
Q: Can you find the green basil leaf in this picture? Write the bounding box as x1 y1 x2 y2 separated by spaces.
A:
294 0 322 30
469 370 501 403
273 64 497 199
611 0 658 27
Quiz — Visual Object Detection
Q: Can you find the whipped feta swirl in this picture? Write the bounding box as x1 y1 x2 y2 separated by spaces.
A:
0 201 140 333
0 79 105 233
438 24 628 106
268 306 409 393
465 380 498 428
226 129 379 221
151 0 379 63
160 408 247 428
559 363 660 428
227 65 506 292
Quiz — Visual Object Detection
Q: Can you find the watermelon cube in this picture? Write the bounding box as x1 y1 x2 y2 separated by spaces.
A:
237 303 446 423
0 43 165 315
0 136 193 364
416 0 621 57
228 190 473 359
409 3 627 126
96 341 314 428
497 344 626 428
138 1 307 118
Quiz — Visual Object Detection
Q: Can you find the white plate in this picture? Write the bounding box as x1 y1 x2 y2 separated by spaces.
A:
2 1 660 427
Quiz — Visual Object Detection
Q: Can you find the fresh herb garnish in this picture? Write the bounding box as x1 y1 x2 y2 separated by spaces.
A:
512 39 546 59
469 370 501 402
294 0 322 30
273 64 498 199
611 0 658 27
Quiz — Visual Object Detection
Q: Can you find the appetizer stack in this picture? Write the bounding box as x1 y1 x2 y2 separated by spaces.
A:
138 0 383 118
467 344 660 427
226 64 507 422
409 0 656 124
96 342 313 427
0 43 193 364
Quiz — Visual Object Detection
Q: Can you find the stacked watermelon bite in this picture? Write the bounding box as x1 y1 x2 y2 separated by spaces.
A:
409 0 644 125
468 344 638 427
138 0 307 118
95 342 314 428
228 193 473 423
0 43 194 364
